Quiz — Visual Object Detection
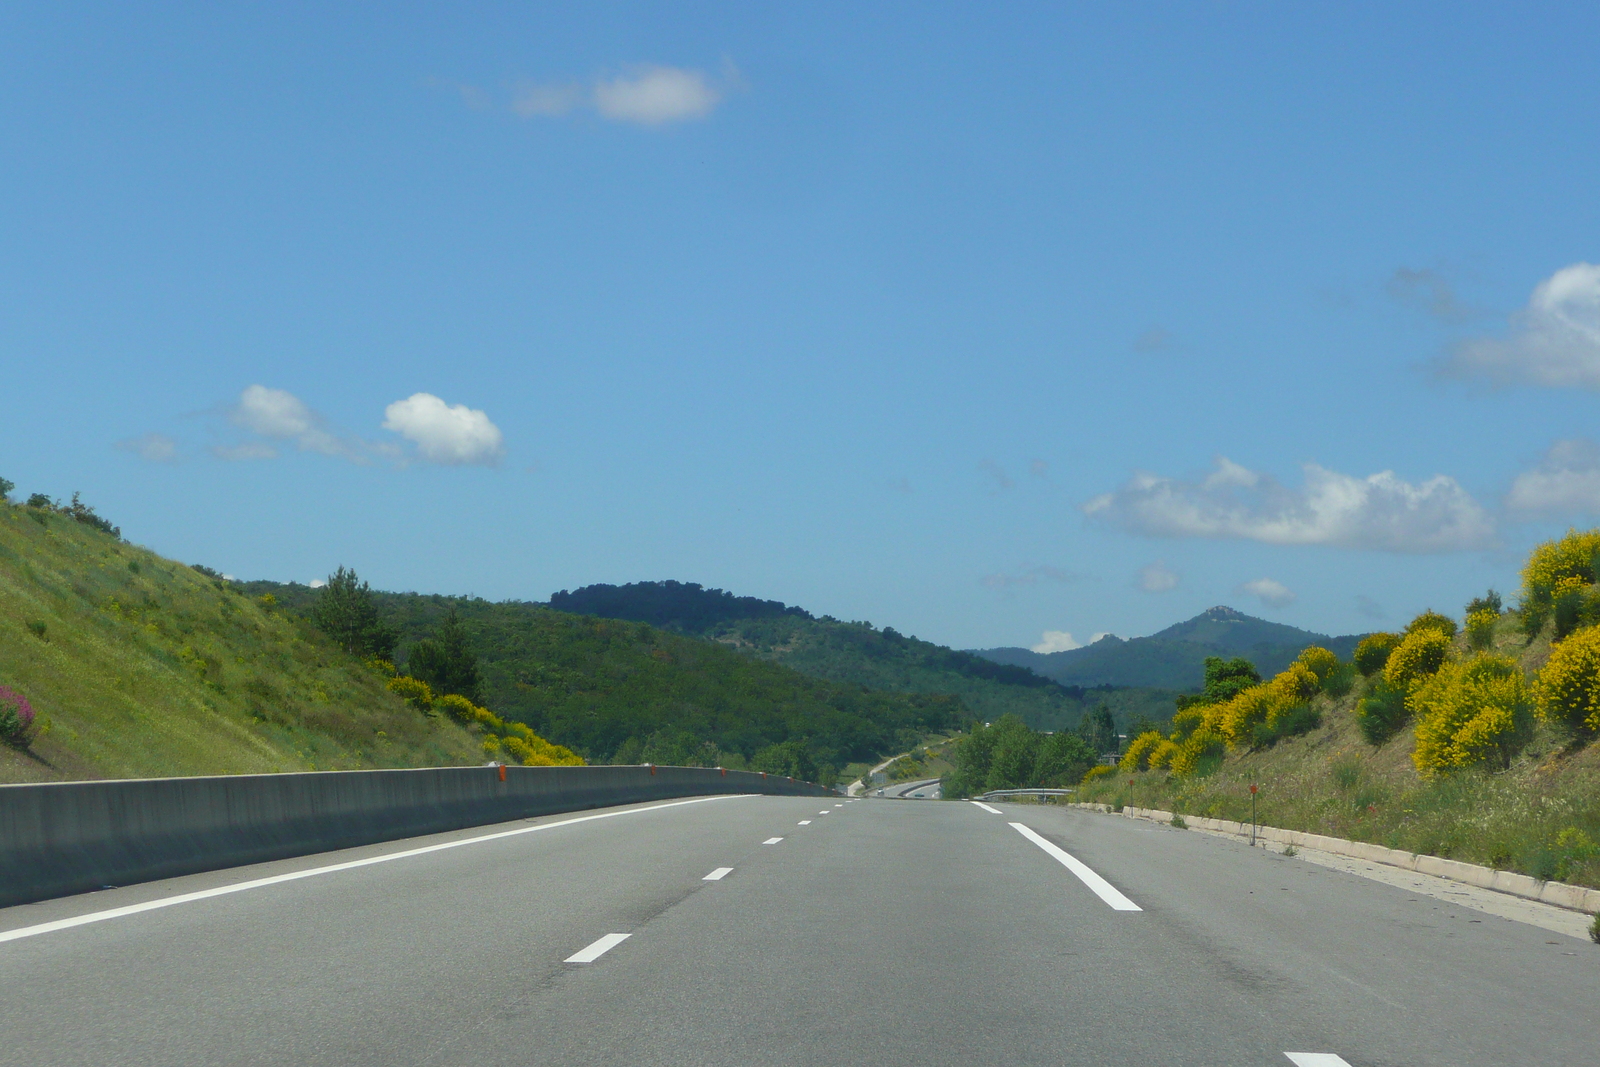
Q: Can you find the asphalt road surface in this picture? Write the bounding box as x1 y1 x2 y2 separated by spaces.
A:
1 795 1596 1066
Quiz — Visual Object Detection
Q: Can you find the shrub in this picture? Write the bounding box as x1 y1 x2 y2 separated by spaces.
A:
1534 625 1600 735
1169 705 1204 741
1081 764 1115 785
1355 678 1409 745
25 493 51 509
1383 629 1452 690
1296 646 1340 687
385 675 434 711
1465 590 1503 618
26 621 46 641
1148 739 1180 770
0 686 35 746
1405 610 1458 639
0 476 11 501
1118 730 1165 772
1322 662 1357 698
1217 685 1277 748
1522 528 1600 606
1411 654 1533 777
434 693 478 722
1252 703 1321 748
1353 633 1401 676
1465 609 1498 651
1168 728 1225 776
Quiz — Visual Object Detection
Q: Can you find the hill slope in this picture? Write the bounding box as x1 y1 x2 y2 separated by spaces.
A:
547 580 1179 731
240 582 963 772
973 606 1366 690
0 504 484 784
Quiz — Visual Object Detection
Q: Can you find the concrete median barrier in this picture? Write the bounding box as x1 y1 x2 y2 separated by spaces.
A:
0 764 830 907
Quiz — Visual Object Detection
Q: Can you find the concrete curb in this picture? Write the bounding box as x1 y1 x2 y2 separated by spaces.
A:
1071 802 1600 916
0 764 828 908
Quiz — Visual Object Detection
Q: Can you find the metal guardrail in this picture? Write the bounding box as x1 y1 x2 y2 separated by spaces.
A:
976 788 1075 800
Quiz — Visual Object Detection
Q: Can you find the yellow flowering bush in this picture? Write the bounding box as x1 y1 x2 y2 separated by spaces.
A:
1216 685 1276 747
1383 629 1452 691
1080 764 1115 785
1534 624 1600 734
503 733 585 767
1465 609 1498 651
1148 739 1180 770
1522 528 1600 603
1404 610 1458 639
1353 632 1401 676
386 675 434 710
1411 654 1533 777
1168 728 1225 776
1169 705 1204 741
434 693 478 722
1119 730 1165 772
1296 646 1340 686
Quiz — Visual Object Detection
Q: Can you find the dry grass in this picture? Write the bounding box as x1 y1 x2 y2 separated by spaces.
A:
0 505 483 783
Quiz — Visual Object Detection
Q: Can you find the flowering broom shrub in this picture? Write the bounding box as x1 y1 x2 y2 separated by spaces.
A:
385 675 435 711
1383 629 1452 691
1118 730 1165 772
1534 625 1600 735
1411 654 1533 777
1404 609 1458 639
0 686 35 746
1147 738 1180 770
1465 609 1498 651
1353 632 1401 676
1296 646 1340 686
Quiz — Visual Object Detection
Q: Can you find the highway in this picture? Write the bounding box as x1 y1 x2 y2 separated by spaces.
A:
0 794 1595 1066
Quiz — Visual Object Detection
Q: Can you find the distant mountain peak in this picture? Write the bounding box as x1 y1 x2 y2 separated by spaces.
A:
1200 605 1247 622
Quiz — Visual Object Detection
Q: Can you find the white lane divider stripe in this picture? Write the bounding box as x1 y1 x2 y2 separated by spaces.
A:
1284 1055 1351 1067
0 794 751 946
763 837 784 844
702 867 733 881
798 820 812 825
1009 823 1141 911
971 801 1002 814
565 932 630 963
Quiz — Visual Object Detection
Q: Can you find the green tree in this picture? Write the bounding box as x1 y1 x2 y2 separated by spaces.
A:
0 476 12 502
1075 705 1117 754
405 607 482 703
1034 730 1095 787
752 738 817 780
312 566 398 660
1175 657 1262 712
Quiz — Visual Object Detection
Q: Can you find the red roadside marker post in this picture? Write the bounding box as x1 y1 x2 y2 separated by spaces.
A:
1249 784 1258 847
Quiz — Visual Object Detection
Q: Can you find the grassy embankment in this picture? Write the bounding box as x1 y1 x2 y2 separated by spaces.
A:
0 505 483 783
1077 619 1600 890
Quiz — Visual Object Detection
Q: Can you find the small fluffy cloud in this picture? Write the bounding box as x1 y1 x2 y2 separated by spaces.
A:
595 65 721 124
1031 631 1081 653
981 565 1077 590
1239 577 1295 609
1507 438 1600 514
511 82 583 118
117 432 178 462
1387 267 1470 321
1445 263 1600 388
382 393 505 466
1138 561 1180 593
227 385 356 460
1083 456 1495 553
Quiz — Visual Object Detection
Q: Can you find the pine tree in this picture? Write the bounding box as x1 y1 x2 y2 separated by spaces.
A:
311 566 398 660
406 606 482 703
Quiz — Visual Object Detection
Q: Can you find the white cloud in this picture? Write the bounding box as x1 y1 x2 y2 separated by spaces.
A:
209 442 278 461
1507 438 1600 514
1138 561 1179 592
512 81 582 118
309 579 326 589
1031 630 1081 653
1239 577 1296 609
595 65 721 125
116 432 178 462
225 385 356 460
1083 456 1495 553
382 393 505 466
1445 263 1600 387
1387 267 1470 321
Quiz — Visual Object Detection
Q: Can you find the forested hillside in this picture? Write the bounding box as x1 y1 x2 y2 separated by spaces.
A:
0 498 485 783
242 581 961 779
974 606 1365 690
543 580 1178 731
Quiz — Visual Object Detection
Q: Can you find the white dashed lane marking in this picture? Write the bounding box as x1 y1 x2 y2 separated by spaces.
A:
971 801 1002 814
565 933 630 963
1284 1054 1351 1067
1010 823 1141 911
702 868 733 881
763 837 784 845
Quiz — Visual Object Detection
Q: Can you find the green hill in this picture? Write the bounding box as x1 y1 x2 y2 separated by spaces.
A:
973 606 1366 691
239 582 962 776
546 580 1179 732
0 502 485 784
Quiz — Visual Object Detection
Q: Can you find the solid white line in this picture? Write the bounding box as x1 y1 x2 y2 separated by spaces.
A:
1284 1055 1351 1067
565 932 630 963
763 837 784 844
702 867 733 881
971 801 1002 814
798 820 811 825
0 794 751 946
1009 823 1141 911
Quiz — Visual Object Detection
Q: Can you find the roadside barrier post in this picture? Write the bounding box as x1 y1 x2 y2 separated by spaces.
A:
1249 784 1258 847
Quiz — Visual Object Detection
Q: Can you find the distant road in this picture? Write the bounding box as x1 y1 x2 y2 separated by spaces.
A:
879 776 941 799
1 796 1595 1065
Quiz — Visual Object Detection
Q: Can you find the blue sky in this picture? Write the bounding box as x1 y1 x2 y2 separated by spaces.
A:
5 2 1600 651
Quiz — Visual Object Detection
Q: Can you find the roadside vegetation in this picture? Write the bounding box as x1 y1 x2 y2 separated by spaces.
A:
1076 528 1600 890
